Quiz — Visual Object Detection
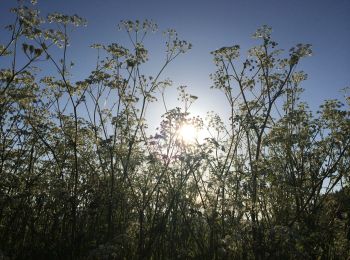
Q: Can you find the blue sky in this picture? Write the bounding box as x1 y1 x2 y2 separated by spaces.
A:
1 0 349 127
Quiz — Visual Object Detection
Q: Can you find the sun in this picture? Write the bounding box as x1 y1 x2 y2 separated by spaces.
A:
179 123 197 143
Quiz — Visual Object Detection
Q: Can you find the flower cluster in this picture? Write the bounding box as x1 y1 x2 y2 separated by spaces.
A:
163 29 192 59
118 19 158 33
105 43 129 58
290 43 312 58
11 6 43 39
252 25 272 39
289 43 312 65
47 13 87 27
211 45 240 63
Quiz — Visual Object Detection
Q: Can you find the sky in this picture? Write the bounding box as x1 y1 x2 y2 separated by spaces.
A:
1 0 349 129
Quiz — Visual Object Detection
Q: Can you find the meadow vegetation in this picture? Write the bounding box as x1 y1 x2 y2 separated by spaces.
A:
1 1 349 259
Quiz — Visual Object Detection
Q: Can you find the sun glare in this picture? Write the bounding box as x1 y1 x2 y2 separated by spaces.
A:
179 124 197 143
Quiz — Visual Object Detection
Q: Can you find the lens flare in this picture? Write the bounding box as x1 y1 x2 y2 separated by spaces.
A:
179 124 197 143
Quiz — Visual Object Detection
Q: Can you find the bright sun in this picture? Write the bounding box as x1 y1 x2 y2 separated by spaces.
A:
179 124 197 143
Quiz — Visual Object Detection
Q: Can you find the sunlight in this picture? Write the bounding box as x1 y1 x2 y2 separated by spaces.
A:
179 123 197 143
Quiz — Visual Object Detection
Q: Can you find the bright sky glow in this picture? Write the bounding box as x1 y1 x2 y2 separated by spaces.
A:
179 124 197 143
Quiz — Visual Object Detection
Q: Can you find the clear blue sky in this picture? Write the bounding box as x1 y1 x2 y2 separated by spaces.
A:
1 0 349 126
